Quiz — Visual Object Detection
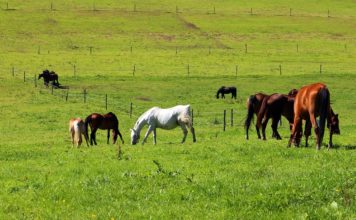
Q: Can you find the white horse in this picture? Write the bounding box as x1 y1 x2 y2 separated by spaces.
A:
69 118 89 147
130 105 196 145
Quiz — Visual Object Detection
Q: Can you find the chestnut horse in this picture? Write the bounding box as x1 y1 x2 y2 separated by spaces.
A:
85 112 124 145
288 83 339 150
216 86 237 99
69 118 89 147
244 92 268 140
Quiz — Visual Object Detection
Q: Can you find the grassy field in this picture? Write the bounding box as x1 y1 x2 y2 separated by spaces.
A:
0 0 355 219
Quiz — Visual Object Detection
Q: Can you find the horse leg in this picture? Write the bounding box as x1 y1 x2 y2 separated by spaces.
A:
142 126 154 145
90 128 98 145
83 131 89 147
153 128 157 145
180 124 188 143
289 116 302 147
116 129 124 144
261 116 269 140
328 130 333 150
107 129 110 144
309 113 321 150
271 117 282 140
71 128 75 147
190 126 196 143
304 118 312 147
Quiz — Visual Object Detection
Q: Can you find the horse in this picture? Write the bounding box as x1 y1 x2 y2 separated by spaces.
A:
84 112 124 145
130 105 196 145
256 91 296 140
244 92 268 140
216 86 237 99
69 118 89 147
38 70 59 86
288 83 339 150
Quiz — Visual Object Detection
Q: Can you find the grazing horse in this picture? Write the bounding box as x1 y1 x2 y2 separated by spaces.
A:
244 92 268 140
38 70 59 86
85 112 124 145
130 105 196 145
69 118 89 147
256 91 296 140
288 83 338 150
216 86 237 99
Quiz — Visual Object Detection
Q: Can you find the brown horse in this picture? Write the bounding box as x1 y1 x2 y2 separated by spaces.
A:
85 112 124 145
38 70 59 86
69 118 89 147
216 86 237 99
244 92 268 140
256 92 296 140
288 83 338 150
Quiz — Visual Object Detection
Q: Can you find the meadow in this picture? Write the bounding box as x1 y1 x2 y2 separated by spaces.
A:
0 0 355 219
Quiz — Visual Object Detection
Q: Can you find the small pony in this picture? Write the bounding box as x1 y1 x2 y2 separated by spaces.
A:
38 70 59 87
288 83 339 150
85 112 124 145
130 105 196 145
216 86 237 99
69 118 89 147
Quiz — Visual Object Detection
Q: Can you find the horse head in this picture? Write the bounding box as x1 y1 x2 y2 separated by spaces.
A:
328 113 340 135
130 128 140 145
38 73 43 79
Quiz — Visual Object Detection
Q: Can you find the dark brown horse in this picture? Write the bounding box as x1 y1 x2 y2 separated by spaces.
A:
288 83 339 150
303 107 340 148
38 70 59 86
256 92 296 140
244 92 268 140
85 112 124 145
216 86 237 99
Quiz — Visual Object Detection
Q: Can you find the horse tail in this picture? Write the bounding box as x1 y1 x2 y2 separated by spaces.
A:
84 115 92 140
256 95 269 128
180 106 193 127
319 87 330 145
244 95 256 131
73 121 82 146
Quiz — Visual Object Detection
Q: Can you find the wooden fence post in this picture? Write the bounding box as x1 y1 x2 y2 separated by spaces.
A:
245 44 247 53
187 64 190 76
223 109 226 131
12 66 14 76
38 46 41 54
51 2 53 11
175 46 178 55
34 74 37 87
83 89 87 103
297 44 299 52
130 102 133 118
231 109 233 127
213 6 216 14
23 71 26 82
279 64 282 75
290 8 292 16
134 4 136 12
66 89 69 101
328 9 330 18
235 65 238 77
73 64 76 77
133 64 136 76
320 64 322 74
250 8 253 15
209 46 211 55
89 46 93 54
176 6 178 14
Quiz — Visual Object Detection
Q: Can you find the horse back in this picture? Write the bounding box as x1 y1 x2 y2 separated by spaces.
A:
295 83 329 117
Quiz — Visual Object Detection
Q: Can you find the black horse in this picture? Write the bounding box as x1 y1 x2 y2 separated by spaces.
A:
38 70 59 86
216 86 237 99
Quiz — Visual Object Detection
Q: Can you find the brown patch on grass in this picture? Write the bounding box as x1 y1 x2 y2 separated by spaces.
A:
136 96 151 101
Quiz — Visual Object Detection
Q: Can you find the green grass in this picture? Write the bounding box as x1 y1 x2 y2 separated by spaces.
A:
0 0 355 219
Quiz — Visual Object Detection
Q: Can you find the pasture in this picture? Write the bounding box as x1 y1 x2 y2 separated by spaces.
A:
0 0 355 219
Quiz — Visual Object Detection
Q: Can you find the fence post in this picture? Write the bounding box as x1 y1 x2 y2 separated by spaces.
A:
209 46 211 55
176 6 178 14
279 64 282 75
187 64 190 76
66 89 69 101
175 46 178 55
223 110 226 131
133 64 136 76
297 44 299 52
290 8 292 16
130 46 132 53
245 44 247 53
34 74 37 87
134 3 136 12
250 8 253 15
51 2 53 11
320 64 322 74
84 89 87 103
89 46 93 54
213 6 216 14
105 94 108 110
73 64 76 77
23 71 26 82
12 66 14 76
6 2 8 10
328 9 330 18
235 65 238 77
231 109 233 127
38 46 41 54
130 102 133 118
